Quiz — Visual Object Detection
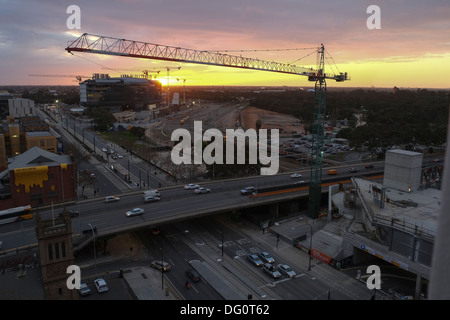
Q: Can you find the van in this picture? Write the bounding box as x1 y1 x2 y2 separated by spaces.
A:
143 189 160 197
328 169 337 175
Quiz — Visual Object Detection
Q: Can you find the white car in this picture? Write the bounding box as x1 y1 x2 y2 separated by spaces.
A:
104 196 120 203
126 208 144 217
184 184 200 190
278 264 296 278
195 187 211 194
94 278 109 293
290 173 303 178
144 195 160 203
101 147 108 152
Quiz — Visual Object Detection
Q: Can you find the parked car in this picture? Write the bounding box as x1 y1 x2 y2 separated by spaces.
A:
184 184 200 190
185 269 201 283
151 260 172 272
290 173 303 178
247 254 263 267
144 195 160 203
104 196 120 203
240 186 256 195
94 278 109 293
125 208 144 217
263 263 281 278
78 283 92 296
195 187 211 194
258 251 275 264
277 264 296 278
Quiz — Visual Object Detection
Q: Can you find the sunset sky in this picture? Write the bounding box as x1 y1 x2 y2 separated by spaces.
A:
1 0 449 89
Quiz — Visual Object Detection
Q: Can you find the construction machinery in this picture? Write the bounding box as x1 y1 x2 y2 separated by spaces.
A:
28 74 92 82
65 33 349 218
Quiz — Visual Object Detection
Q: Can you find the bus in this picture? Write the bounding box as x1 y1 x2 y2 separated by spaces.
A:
0 205 33 225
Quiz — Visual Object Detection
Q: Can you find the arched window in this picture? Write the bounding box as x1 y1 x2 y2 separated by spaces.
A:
48 244 53 260
61 241 66 258
55 243 60 259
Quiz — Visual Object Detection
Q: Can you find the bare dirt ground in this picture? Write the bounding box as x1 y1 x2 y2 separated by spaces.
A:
240 106 304 135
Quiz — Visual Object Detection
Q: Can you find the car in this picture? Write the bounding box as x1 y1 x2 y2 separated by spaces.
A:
240 186 256 195
277 264 296 278
126 208 144 217
117 154 123 159
104 196 120 203
57 210 79 218
144 195 160 203
247 254 263 267
195 187 211 194
184 184 200 190
290 173 303 178
94 278 109 293
349 168 359 173
258 251 275 264
365 164 374 169
185 269 201 283
89 173 96 179
83 169 92 174
263 263 281 278
328 169 337 175
78 283 92 296
101 147 108 152
151 260 172 272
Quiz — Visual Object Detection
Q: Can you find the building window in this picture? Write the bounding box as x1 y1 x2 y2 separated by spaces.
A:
55 243 60 259
48 244 53 261
61 241 66 258
40 140 44 146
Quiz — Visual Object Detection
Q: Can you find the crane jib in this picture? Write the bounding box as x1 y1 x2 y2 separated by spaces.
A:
65 34 349 81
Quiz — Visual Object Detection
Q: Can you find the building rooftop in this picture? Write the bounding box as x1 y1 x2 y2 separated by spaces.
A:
8 146 72 170
354 177 440 238
25 131 53 137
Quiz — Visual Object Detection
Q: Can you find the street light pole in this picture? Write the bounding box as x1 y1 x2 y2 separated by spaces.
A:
88 223 97 275
307 223 313 271
160 247 164 290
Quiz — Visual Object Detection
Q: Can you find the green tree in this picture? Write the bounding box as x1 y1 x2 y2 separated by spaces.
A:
87 107 116 131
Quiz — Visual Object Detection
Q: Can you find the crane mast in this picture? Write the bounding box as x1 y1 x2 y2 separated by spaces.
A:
65 33 349 218
308 44 327 218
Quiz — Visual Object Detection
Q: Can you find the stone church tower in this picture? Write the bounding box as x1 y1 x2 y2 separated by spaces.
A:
35 208 78 300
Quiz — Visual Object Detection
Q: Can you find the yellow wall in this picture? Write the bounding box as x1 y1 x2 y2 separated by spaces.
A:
25 135 57 153
14 166 49 193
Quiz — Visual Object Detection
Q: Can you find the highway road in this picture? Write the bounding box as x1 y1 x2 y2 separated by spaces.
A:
0 163 385 253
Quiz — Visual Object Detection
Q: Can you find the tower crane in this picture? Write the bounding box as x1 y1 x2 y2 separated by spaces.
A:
65 33 349 218
28 74 92 82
